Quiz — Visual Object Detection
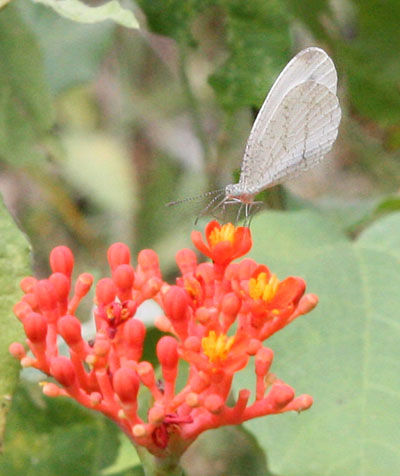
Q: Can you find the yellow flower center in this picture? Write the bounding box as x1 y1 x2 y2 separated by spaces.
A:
249 272 280 302
209 224 235 248
184 277 200 300
201 331 235 363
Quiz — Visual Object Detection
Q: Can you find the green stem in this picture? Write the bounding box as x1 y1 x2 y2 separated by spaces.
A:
136 447 184 476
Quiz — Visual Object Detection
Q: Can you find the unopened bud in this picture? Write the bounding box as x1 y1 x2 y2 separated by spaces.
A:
42 382 63 397
75 273 93 298
20 276 37 293
49 273 70 302
107 242 131 270
113 264 135 291
23 312 47 343
58 315 82 346
132 424 147 438
175 248 197 275
204 394 224 414
137 249 161 277
113 367 140 403
96 278 117 305
50 246 74 277
9 342 26 360
50 357 76 387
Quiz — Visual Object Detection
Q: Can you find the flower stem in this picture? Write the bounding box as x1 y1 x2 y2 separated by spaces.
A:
137 446 184 476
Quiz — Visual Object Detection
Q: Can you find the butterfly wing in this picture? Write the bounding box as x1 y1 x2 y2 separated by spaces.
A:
238 80 341 192
239 47 340 190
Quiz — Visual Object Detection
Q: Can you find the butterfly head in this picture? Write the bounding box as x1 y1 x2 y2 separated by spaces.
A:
225 183 255 204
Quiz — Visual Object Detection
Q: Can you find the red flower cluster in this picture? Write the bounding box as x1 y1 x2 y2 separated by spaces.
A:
10 221 317 458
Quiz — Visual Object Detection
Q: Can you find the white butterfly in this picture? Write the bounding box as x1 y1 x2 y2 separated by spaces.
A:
170 47 342 221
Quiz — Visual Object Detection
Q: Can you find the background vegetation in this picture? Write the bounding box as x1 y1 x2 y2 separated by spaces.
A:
0 0 400 475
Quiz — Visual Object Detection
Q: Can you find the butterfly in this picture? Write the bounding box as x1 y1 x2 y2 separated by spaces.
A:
170 47 342 223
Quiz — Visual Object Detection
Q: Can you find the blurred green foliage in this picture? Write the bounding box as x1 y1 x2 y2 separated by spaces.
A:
1 0 400 474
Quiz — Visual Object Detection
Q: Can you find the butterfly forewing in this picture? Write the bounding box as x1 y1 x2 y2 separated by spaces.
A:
245 47 338 151
239 81 341 192
238 48 341 193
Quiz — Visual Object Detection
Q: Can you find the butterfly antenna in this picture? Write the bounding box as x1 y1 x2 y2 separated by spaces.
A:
167 188 225 207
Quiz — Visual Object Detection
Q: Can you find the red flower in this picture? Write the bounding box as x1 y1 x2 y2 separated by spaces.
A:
10 221 316 459
191 221 252 268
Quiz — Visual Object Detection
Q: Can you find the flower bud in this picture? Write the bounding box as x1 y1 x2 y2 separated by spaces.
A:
157 336 179 370
35 280 57 311
90 392 102 406
49 273 70 302
268 383 295 409
124 319 146 348
23 312 47 343
141 277 162 299
9 342 26 360
195 263 214 286
186 392 199 407
189 371 210 393
255 347 274 377
175 248 197 275
50 357 76 387
137 249 161 277
50 246 74 277
137 361 156 387
221 292 241 317
93 337 110 357
58 315 82 346
108 242 131 270
291 394 313 412
96 278 117 305
113 367 139 403
42 382 63 397
22 293 38 310
162 286 189 322
148 405 165 424
237 258 258 280
132 424 147 438
13 301 32 321
204 394 224 414
75 273 93 298
183 336 201 352
113 264 135 291
296 293 319 315
20 276 37 293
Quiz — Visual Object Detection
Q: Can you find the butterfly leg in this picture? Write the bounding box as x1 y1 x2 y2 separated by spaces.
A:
235 202 244 224
194 192 226 224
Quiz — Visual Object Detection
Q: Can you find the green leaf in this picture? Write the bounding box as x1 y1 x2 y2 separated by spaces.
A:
341 0 400 125
19 2 113 93
34 0 139 29
0 197 31 451
283 0 332 40
234 210 400 475
209 0 291 112
0 383 121 475
284 0 400 124
135 0 202 43
0 4 54 165
182 425 270 476
101 433 140 475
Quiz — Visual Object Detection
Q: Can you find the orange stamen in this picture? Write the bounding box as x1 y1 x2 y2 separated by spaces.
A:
209 224 235 248
249 272 280 302
201 331 235 363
